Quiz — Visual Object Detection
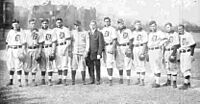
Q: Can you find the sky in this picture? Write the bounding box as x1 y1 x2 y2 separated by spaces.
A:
14 0 200 26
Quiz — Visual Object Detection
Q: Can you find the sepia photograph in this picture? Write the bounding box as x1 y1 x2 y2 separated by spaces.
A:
0 0 200 104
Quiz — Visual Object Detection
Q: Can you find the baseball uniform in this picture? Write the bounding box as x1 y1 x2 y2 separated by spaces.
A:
163 32 179 75
147 31 166 74
116 28 133 71
131 30 148 73
39 28 56 72
53 26 71 71
6 29 26 72
101 26 117 69
24 29 40 73
179 32 195 77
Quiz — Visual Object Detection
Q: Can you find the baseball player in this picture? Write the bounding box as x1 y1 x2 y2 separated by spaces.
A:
130 20 148 86
178 24 196 90
6 19 26 87
71 20 89 85
147 21 166 88
162 23 180 88
53 18 71 86
101 17 117 86
24 19 40 86
39 19 56 86
115 19 133 85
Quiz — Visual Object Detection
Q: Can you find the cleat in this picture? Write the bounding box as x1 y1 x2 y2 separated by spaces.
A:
88 81 95 85
152 83 160 88
179 83 189 90
162 80 171 87
6 82 13 86
119 79 123 84
134 79 140 85
96 81 100 85
56 79 62 85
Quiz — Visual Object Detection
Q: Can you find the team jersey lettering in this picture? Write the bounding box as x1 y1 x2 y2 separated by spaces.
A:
46 34 52 41
15 35 20 42
32 32 38 40
123 32 128 39
59 32 65 39
136 34 142 41
169 36 173 43
152 35 157 42
104 31 109 37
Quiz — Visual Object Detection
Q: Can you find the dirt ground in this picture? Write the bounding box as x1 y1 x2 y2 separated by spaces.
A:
1 49 200 104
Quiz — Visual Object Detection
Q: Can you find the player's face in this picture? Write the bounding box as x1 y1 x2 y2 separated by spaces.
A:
178 26 184 34
56 20 63 28
89 22 97 30
135 22 142 31
29 21 36 29
117 23 124 29
150 23 157 32
165 25 172 33
41 21 48 29
12 23 20 30
104 19 111 27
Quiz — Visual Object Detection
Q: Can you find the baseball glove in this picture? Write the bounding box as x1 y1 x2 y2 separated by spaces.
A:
18 53 26 63
125 48 132 58
168 55 176 63
49 54 55 61
139 54 145 61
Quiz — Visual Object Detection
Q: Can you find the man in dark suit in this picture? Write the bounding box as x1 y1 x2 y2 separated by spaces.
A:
86 20 104 85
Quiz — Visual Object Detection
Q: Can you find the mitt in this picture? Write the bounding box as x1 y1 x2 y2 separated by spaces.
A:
18 53 26 63
168 54 176 63
139 54 145 61
49 54 55 61
125 48 132 58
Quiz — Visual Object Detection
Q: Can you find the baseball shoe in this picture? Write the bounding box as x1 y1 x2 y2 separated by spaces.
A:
72 81 75 85
82 81 86 85
172 81 177 88
56 79 62 85
119 79 123 84
152 83 160 88
6 81 13 86
139 80 145 86
127 79 130 85
134 79 140 85
41 79 46 85
109 80 113 86
19 83 22 87
48 82 53 86
162 80 171 87
88 81 95 85
31 81 38 87
179 83 189 90
96 81 100 85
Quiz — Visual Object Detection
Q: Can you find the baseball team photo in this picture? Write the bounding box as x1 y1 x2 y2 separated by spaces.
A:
0 0 200 104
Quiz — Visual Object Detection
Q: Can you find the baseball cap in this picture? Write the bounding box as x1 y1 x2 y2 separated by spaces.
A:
117 19 124 24
12 19 19 24
74 20 81 26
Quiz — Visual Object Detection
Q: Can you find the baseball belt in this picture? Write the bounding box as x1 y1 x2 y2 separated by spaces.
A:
105 42 113 46
148 47 160 50
42 44 52 48
165 48 174 51
134 44 144 47
118 43 129 46
180 49 191 53
8 45 22 49
57 41 67 46
28 45 39 49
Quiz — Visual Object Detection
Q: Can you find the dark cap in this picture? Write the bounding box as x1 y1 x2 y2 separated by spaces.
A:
117 19 124 24
149 20 157 26
74 20 81 26
41 18 49 23
12 19 19 24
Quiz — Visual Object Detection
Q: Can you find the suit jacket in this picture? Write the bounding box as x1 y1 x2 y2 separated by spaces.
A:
88 29 104 60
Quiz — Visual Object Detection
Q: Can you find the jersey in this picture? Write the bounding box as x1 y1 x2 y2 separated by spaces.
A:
147 31 166 48
39 28 56 45
6 29 26 46
71 30 89 54
24 29 40 47
117 28 132 44
131 30 148 45
53 26 71 44
179 32 195 50
101 26 117 44
164 32 179 49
